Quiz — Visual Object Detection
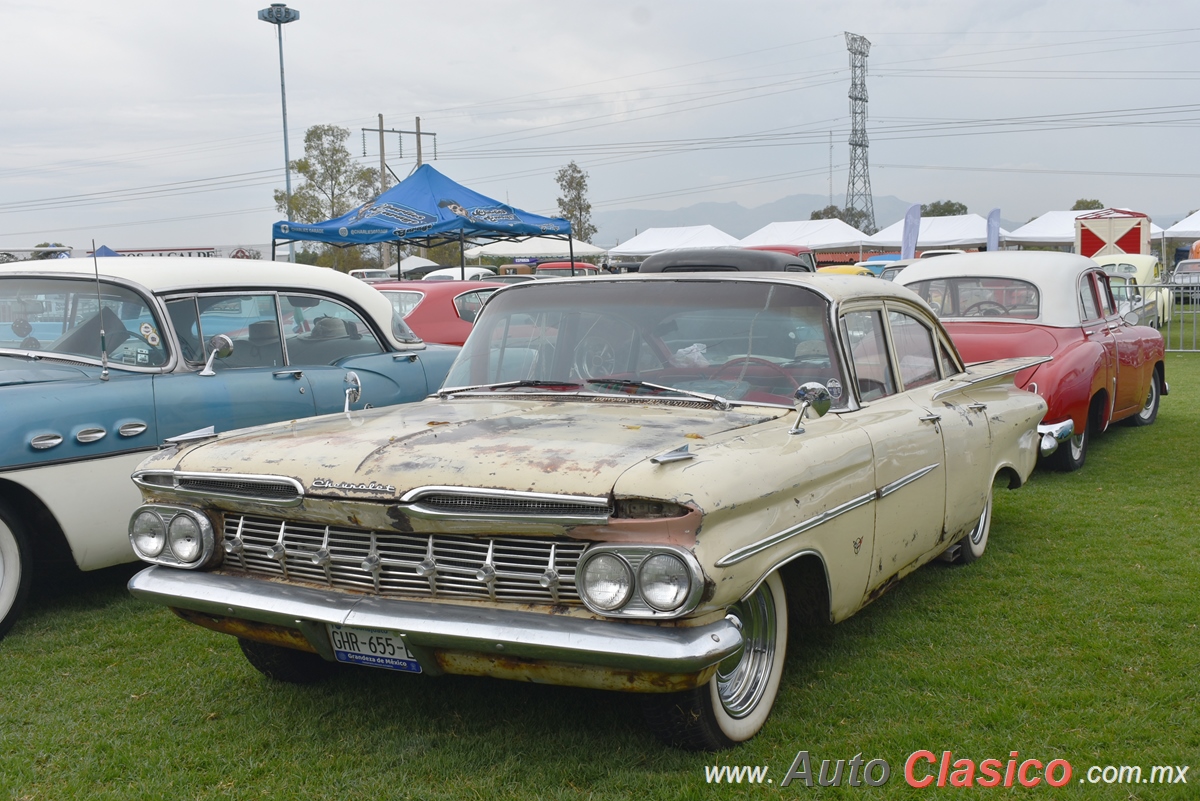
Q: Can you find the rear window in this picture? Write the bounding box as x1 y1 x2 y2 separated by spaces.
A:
906 277 1040 320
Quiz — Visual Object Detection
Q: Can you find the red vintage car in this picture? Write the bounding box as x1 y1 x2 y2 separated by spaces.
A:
898 252 1166 471
373 280 502 347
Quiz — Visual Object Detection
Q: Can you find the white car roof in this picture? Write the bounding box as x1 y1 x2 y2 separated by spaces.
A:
895 250 1102 328
0 256 408 348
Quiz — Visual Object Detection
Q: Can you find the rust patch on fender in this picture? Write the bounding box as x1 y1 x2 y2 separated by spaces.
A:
171 608 316 653
432 649 714 693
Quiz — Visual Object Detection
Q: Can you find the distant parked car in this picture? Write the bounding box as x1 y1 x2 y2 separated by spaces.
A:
374 279 502 346
534 262 600 277
817 265 874 276
640 248 815 273
1093 254 1172 325
898 251 1166 472
742 244 817 272
1108 275 1158 328
876 258 921 282
348 269 392 283
422 266 497 281
0 257 459 639
919 249 967 259
1169 259 1200 304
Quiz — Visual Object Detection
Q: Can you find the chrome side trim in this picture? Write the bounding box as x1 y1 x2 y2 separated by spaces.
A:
118 422 149 437
164 425 216 444
76 427 107 444
128 566 742 675
30 433 64 450
876 463 939 499
715 491 877 567
931 355 1052 400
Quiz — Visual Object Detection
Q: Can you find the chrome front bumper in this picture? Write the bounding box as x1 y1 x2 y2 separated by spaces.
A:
128 566 742 681
1037 419 1074 457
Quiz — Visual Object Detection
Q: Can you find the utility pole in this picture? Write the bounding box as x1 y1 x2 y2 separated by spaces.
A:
844 32 877 235
361 116 438 267
828 131 833 208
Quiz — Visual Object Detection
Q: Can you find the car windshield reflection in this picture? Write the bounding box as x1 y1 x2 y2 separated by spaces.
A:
443 280 846 408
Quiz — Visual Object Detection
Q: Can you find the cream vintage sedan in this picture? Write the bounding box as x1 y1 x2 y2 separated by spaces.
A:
127 273 1047 750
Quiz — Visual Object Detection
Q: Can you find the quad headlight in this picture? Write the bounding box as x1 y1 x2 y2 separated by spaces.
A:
129 506 215 568
578 545 704 618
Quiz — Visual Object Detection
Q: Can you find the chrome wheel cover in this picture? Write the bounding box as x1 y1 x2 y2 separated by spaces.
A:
1137 381 1158 421
715 581 779 719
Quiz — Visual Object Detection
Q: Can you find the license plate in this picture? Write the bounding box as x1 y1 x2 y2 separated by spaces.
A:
327 624 422 673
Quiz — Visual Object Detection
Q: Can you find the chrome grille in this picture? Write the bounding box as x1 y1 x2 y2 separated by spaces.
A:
222 514 587 604
412 492 608 518
179 477 301 502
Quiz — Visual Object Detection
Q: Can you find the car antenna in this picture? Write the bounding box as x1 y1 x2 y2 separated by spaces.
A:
91 239 110 381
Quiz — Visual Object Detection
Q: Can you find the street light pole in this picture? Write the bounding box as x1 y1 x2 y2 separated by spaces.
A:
258 3 300 263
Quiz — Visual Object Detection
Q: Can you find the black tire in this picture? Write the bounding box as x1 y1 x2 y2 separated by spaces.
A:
0 502 33 641
642 572 787 751
1047 423 1088 472
1123 373 1160 427
954 486 993 564
238 637 337 684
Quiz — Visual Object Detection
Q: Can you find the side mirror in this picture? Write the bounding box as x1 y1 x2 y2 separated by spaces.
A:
344 370 362 414
199 334 234 376
790 382 832 435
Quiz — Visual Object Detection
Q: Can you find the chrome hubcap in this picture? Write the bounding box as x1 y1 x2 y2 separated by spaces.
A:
1139 383 1157 419
715 582 778 719
1069 433 1085 459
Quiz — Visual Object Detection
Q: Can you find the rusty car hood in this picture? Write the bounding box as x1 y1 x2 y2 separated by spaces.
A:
169 396 785 499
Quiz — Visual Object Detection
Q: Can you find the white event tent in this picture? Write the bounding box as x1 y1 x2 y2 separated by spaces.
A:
1164 209 1200 240
1009 210 1163 247
866 213 1009 249
608 225 738 257
462 236 606 259
739 219 866 250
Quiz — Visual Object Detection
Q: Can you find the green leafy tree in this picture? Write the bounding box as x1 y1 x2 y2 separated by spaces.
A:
810 204 872 232
274 125 379 272
554 161 598 243
920 200 968 217
1071 198 1104 211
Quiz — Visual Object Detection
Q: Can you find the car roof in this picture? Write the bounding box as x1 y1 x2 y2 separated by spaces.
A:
895 251 1103 328
492 270 927 307
0 256 410 349
640 247 813 272
373 279 502 294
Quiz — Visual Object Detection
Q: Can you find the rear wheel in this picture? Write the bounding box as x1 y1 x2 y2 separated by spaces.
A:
1124 374 1160 427
642 572 787 751
0 503 33 641
1047 422 1088 472
954 486 993 564
238 638 337 684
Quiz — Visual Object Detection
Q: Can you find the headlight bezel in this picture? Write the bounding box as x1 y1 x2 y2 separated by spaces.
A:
129 505 216 569
577 544 705 619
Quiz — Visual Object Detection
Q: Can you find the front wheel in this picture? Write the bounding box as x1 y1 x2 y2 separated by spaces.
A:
642 572 788 751
1124 374 1160 427
0 502 33 641
238 638 337 684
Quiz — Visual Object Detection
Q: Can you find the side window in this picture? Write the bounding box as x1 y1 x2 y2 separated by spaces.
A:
384 291 424 317
1095 274 1116 317
888 310 939 389
1078 277 1101 322
165 297 203 364
197 294 284 368
937 339 960 377
454 290 495 323
281 296 383 365
842 309 896 402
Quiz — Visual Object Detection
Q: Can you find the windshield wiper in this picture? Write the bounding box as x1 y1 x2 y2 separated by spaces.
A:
438 379 583 398
585 379 732 411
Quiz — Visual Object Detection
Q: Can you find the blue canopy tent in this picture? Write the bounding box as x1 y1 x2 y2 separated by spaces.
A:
270 164 574 277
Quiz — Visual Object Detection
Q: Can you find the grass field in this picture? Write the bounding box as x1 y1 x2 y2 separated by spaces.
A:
2 355 1198 800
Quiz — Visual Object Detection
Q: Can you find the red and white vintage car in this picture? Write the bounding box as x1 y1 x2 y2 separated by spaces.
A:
899 252 1166 471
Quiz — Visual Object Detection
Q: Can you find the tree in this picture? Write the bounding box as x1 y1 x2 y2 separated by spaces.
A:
274 125 379 272
810 204 872 232
1071 198 1104 211
920 200 968 217
554 161 597 243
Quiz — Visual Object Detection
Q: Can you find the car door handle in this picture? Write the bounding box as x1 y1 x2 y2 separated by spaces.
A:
273 370 304 379
393 353 419 362
967 403 987 412
919 414 942 423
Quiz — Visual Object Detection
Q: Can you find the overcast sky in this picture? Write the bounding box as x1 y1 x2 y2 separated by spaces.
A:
1 0 1198 250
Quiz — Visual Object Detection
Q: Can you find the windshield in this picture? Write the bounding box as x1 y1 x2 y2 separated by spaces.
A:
0 276 167 366
443 279 846 408
905 276 1040 320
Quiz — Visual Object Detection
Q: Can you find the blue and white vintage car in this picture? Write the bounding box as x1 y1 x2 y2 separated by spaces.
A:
0 257 457 639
